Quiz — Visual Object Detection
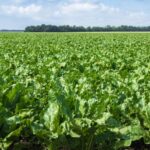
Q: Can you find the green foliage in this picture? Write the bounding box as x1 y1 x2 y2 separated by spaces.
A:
0 32 150 150
24 24 150 32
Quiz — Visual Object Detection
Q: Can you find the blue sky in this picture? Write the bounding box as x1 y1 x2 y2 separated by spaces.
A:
0 0 150 29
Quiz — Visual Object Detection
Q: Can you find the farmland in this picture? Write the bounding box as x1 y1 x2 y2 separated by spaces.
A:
0 32 150 150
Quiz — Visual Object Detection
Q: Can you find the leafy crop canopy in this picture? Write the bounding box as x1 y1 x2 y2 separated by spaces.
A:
0 32 150 150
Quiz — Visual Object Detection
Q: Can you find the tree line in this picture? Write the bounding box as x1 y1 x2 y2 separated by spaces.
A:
25 24 150 32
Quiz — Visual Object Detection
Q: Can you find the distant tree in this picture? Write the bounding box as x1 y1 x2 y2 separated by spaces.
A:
24 25 150 32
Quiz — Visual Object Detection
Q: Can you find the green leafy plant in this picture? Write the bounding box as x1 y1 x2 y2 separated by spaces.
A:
0 32 150 150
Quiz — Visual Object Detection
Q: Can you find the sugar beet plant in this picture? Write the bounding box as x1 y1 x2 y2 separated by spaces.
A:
0 33 150 150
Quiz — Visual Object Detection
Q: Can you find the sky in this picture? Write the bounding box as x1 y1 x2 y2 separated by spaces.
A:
0 0 150 29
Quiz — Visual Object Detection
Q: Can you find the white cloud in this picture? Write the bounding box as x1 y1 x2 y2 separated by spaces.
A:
61 2 98 13
98 3 120 13
0 4 42 16
55 2 119 16
128 11 146 18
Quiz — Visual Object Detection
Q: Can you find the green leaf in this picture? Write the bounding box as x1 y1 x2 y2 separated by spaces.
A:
43 101 60 135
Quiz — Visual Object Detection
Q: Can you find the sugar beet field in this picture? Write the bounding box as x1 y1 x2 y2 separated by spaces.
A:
0 33 150 150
